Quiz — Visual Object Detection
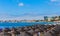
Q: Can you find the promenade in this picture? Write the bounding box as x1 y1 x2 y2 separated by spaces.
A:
0 24 60 36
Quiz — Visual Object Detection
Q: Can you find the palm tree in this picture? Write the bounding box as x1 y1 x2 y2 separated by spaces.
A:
59 16 60 20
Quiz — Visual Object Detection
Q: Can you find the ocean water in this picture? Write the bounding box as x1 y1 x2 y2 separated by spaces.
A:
0 22 54 28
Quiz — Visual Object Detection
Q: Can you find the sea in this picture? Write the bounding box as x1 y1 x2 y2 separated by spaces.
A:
0 22 55 28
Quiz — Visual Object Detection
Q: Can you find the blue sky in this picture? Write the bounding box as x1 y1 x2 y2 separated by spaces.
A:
0 0 60 20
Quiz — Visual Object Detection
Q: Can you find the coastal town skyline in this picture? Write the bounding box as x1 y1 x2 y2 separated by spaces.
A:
0 0 60 20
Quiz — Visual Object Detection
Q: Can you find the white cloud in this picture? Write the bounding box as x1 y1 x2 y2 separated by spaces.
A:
14 16 44 20
18 3 24 6
48 0 60 6
50 0 60 2
50 0 57 2
44 14 58 17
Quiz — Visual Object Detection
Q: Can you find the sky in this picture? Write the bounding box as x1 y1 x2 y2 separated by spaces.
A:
0 0 60 20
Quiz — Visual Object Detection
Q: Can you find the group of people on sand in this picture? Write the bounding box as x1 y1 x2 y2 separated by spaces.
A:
0 24 60 36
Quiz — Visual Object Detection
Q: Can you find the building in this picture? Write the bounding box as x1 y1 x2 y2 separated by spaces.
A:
47 18 51 21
